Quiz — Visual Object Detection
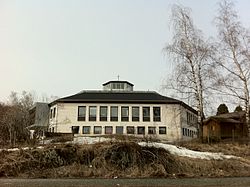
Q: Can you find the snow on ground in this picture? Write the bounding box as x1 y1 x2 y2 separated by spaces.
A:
138 142 239 160
74 136 239 160
0 136 239 160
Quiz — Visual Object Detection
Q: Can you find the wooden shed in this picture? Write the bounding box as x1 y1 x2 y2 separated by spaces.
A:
203 112 247 141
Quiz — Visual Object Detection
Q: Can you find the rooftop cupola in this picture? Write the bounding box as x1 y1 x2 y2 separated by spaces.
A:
102 80 134 91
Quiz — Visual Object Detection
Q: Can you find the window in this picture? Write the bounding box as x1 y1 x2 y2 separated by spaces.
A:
121 106 129 121
82 126 90 134
182 128 185 136
78 106 86 121
53 108 56 118
52 127 54 133
153 107 161 122
72 126 79 134
105 126 113 134
148 127 156 134
94 126 102 134
110 106 118 121
127 126 135 134
89 106 97 121
143 107 150 121
116 126 123 134
100 106 108 121
132 107 139 121
50 109 53 119
159 127 167 134
137 127 145 135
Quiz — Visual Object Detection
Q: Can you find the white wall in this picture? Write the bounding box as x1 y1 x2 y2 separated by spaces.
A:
48 102 197 141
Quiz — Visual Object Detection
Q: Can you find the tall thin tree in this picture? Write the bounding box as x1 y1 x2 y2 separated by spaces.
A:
164 5 212 139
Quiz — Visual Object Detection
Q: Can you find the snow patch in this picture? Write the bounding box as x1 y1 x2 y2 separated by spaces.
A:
138 142 238 160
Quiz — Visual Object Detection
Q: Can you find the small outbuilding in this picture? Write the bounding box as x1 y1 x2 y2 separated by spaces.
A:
203 112 247 141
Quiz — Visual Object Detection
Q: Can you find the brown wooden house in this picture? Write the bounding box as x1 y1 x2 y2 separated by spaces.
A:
203 112 247 141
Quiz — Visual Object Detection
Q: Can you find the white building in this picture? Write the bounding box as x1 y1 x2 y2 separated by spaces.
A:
48 81 198 141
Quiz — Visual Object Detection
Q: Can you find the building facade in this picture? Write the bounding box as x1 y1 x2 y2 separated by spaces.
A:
48 81 198 141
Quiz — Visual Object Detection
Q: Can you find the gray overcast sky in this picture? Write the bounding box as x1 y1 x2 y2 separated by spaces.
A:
0 0 250 102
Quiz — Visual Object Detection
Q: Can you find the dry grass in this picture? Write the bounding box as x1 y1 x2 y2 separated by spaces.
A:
0 140 250 178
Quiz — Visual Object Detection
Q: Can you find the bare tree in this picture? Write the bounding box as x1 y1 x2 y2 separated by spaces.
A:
164 5 212 139
213 0 250 137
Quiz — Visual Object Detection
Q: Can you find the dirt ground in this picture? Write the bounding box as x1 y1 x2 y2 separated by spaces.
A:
0 141 250 178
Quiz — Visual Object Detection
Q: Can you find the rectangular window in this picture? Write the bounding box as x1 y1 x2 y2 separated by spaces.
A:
116 126 123 134
127 126 135 134
82 126 90 134
50 109 53 119
94 126 102 134
159 127 167 134
100 106 108 121
148 127 156 134
72 126 79 134
78 106 86 121
132 107 139 121
137 127 145 135
53 108 56 118
89 106 97 121
143 107 150 122
182 128 185 136
110 106 118 121
105 126 113 134
52 127 54 133
121 106 129 121
153 107 161 122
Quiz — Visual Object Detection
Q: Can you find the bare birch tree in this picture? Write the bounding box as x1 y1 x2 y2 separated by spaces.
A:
164 5 212 139
214 0 250 137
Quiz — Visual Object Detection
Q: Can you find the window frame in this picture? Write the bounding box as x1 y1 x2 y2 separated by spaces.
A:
110 106 118 121
78 106 86 121
105 126 113 134
94 126 102 134
148 126 156 134
132 107 139 122
159 127 167 134
82 126 90 134
127 126 135 134
121 106 129 121
100 106 108 121
89 106 97 121
143 107 150 122
137 126 145 135
72 126 79 134
153 107 161 122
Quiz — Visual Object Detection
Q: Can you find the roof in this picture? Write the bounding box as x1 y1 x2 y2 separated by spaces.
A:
50 91 197 114
102 80 134 86
204 111 245 125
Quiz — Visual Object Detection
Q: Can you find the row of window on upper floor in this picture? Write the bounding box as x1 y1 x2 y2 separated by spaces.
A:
77 106 161 122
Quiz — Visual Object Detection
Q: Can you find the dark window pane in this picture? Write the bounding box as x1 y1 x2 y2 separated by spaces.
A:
148 127 156 134
116 126 123 134
121 106 129 121
143 107 150 122
159 127 166 134
127 126 135 134
132 107 139 121
153 107 161 122
53 108 56 118
94 126 102 134
72 126 79 134
137 127 145 135
78 106 86 121
105 126 113 134
100 106 108 121
82 126 90 134
111 106 118 121
89 106 97 121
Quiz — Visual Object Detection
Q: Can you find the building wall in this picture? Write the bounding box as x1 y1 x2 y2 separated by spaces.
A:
49 103 197 141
